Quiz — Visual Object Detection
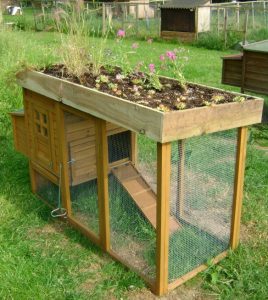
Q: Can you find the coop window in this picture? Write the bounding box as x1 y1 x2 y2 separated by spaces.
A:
34 109 49 138
108 131 131 163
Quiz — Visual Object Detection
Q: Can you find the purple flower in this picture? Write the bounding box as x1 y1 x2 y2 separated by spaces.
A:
159 54 165 61
117 29 125 38
166 51 176 60
147 38 153 44
149 64 155 73
131 42 139 49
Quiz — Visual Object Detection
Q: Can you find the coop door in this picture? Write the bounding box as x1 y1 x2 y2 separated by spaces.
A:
31 104 54 171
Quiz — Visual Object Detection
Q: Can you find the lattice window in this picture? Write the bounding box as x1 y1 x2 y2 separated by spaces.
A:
34 109 49 138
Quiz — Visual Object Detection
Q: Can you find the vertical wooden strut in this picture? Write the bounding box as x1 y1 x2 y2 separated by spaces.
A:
156 142 171 296
95 118 110 252
230 127 248 250
56 104 72 214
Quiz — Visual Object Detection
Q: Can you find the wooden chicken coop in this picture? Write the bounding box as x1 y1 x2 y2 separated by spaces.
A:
160 0 211 42
222 40 268 95
10 69 263 296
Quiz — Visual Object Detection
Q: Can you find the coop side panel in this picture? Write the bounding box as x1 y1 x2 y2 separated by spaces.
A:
168 130 237 284
197 6 210 32
243 51 268 95
10 111 29 157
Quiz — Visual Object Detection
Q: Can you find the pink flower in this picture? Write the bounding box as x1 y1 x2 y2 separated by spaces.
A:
166 51 176 60
131 42 139 49
159 54 165 61
147 38 153 44
149 64 155 73
117 29 125 38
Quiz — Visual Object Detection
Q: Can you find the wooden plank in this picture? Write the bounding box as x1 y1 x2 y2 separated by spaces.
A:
156 142 171 296
17 70 163 142
161 99 263 143
168 251 228 291
95 118 110 251
230 127 248 250
112 163 180 234
130 132 137 165
17 71 263 143
56 104 72 215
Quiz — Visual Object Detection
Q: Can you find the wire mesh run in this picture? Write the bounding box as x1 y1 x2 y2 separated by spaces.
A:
64 111 99 235
35 171 59 207
168 129 237 283
109 134 157 282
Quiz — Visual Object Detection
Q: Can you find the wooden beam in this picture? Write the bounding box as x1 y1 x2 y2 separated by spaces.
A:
56 104 72 215
156 142 171 296
29 161 37 193
230 127 248 250
130 131 137 166
17 71 263 143
95 118 110 251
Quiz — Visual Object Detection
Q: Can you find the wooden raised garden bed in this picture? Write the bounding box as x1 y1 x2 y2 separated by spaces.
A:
11 69 263 296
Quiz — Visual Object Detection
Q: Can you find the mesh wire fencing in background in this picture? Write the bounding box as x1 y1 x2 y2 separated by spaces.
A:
108 133 157 282
168 129 237 282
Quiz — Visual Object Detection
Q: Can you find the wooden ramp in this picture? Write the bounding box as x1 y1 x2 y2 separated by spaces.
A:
112 163 181 234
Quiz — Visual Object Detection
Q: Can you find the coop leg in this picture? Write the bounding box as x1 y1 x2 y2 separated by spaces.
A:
130 131 137 166
96 118 110 252
177 140 185 220
230 127 248 250
57 105 72 215
155 142 171 296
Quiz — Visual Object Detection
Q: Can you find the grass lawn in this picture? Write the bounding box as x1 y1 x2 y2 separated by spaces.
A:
0 30 267 299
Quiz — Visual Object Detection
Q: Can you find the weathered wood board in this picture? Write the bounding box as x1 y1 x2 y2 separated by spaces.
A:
17 70 264 143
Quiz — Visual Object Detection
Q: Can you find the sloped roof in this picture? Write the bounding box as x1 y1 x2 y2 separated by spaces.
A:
161 0 210 9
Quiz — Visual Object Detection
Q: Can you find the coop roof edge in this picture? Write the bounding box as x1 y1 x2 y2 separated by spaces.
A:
16 69 264 144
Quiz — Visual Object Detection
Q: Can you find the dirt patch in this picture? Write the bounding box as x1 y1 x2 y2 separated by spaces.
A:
43 65 253 112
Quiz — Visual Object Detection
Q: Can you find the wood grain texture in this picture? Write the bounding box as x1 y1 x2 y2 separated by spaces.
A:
95 118 110 251
161 99 263 143
230 127 248 250
156 142 171 296
17 71 264 143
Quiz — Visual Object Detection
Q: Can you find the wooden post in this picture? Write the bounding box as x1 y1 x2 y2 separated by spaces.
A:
224 8 228 48
156 142 171 296
29 161 37 193
251 2 255 29
230 127 248 250
56 104 72 215
177 140 185 219
95 118 110 252
236 3 240 30
217 8 220 36
135 3 139 36
242 10 249 46
130 132 137 166
102 3 106 36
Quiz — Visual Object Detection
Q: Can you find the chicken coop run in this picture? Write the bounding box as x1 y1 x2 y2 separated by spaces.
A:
160 0 211 42
11 70 263 295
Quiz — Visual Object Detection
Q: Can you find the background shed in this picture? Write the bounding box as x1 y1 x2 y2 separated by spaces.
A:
161 0 211 42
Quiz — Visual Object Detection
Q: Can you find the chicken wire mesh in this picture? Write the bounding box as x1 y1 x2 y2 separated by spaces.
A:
108 133 157 282
168 129 237 283
64 111 99 236
35 171 59 207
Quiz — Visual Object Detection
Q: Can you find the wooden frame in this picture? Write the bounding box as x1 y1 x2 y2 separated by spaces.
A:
156 142 171 295
11 70 264 297
17 70 263 143
230 127 248 249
